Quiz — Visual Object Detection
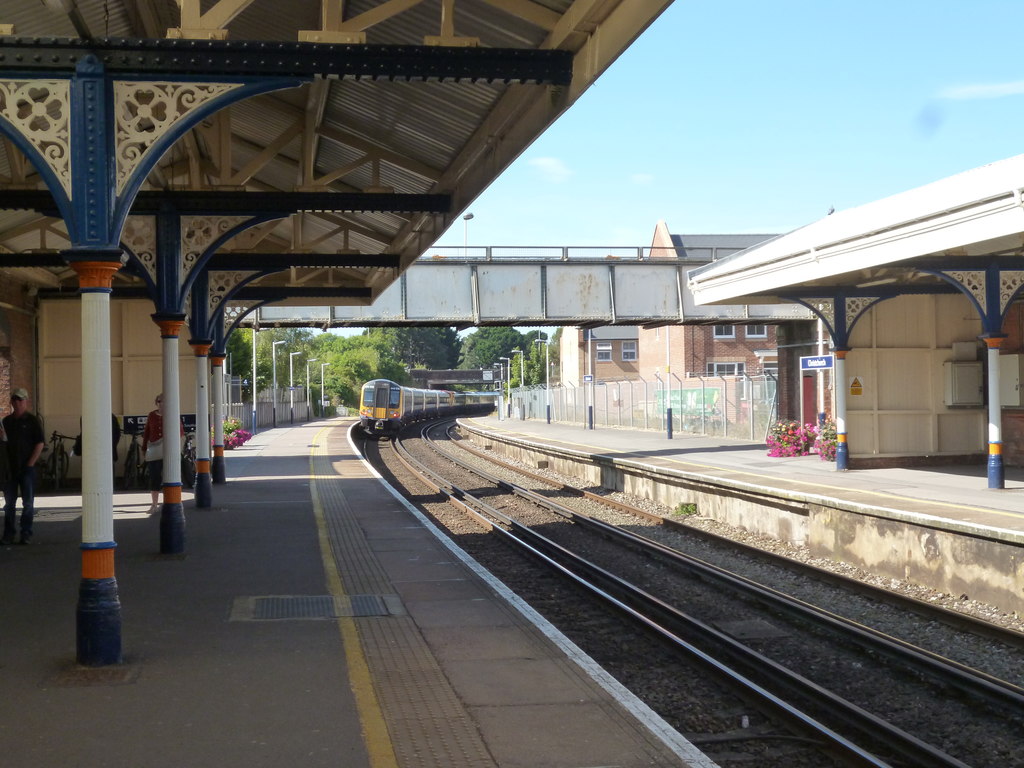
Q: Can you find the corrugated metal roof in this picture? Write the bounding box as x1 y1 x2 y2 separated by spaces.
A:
0 0 675 311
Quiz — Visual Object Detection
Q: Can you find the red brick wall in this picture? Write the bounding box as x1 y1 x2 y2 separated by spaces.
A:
0 278 38 406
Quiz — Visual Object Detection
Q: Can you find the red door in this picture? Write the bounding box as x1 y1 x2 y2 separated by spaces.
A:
801 375 816 425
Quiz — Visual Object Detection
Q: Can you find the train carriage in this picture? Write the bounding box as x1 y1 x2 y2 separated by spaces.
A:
359 379 496 438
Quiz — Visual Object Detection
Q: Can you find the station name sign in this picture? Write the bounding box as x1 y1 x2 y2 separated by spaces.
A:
800 354 835 371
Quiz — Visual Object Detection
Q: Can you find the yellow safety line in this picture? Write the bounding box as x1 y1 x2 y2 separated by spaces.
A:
310 425 399 768
467 420 1024 523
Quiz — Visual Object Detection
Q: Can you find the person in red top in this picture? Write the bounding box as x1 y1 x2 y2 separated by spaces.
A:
141 393 183 514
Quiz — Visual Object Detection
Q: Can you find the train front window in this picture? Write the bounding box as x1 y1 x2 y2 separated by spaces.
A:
362 387 376 407
389 386 401 408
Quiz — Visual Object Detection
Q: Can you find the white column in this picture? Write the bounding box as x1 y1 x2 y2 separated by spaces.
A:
80 284 115 544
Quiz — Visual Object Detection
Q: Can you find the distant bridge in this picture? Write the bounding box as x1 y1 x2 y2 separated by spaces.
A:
244 246 813 329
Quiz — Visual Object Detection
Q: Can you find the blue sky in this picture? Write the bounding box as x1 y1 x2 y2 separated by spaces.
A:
430 0 1024 249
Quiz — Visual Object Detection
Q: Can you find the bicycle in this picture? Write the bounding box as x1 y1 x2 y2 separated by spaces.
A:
121 430 148 491
181 430 196 489
42 430 74 491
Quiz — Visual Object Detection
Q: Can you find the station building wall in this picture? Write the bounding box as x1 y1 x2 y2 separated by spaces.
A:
845 293 985 462
0 278 38 406
38 298 198 466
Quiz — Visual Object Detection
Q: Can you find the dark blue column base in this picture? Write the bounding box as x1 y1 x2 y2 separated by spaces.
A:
76 577 122 667
836 441 850 471
988 451 1005 489
212 454 227 484
195 472 213 507
159 502 186 554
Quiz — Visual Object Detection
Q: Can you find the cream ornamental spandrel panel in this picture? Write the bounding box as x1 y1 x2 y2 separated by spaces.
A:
934 294 982 348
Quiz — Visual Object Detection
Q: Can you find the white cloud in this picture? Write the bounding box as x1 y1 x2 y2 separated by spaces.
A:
938 80 1024 100
630 173 655 185
528 156 572 183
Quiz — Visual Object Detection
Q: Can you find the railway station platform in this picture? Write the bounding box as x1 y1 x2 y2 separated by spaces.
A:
0 417 708 768
462 414 1024 533
460 414 1024 615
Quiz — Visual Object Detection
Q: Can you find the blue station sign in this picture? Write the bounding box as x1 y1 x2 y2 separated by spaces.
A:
800 354 835 371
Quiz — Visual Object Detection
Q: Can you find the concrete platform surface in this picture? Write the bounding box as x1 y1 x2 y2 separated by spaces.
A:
464 414 1024 540
0 417 709 768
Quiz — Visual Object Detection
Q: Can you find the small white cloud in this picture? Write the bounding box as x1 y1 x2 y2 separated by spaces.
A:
938 80 1024 100
528 156 572 183
630 173 655 185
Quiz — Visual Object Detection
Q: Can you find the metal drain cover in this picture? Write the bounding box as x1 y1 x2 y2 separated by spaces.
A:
231 594 394 621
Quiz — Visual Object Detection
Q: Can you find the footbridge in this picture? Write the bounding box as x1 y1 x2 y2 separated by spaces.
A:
245 246 814 328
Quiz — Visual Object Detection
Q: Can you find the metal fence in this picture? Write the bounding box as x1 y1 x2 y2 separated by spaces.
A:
505 374 778 441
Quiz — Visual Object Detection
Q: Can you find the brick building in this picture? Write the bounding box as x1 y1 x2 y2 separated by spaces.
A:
558 224 827 424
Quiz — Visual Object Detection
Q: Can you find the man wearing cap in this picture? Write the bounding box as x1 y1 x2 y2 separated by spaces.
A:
3 388 45 545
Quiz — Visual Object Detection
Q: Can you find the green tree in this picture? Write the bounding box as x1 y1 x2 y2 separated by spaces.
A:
459 327 525 370
365 327 461 369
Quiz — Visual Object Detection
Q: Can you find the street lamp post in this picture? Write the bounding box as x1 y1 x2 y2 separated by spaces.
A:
499 356 510 418
320 362 329 417
289 351 301 424
535 336 550 424
462 212 473 257
306 357 318 420
511 347 525 420
271 340 285 427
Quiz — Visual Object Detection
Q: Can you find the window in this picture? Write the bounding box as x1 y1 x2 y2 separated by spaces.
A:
706 362 745 376
745 324 767 338
713 325 735 339
621 341 637 361
596 342 613 362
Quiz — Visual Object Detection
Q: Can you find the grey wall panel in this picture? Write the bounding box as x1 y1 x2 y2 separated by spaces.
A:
545 264 611 320
477 265 544 321
612 264 679 319
405 265 475 321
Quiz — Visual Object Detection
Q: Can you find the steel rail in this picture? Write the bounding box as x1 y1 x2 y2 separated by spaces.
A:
380 421 969 768
447 423 1024 648
436 425 1024 709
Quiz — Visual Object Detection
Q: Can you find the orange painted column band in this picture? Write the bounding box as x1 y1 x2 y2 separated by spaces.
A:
192 343 212 357
70 261 120 289
82 548 115 579
156 319 184 337
837 434 848 443
834 349 848 359
214 446 225 458
164 485 182 503
196 459 210 473
990 443 1002 455
984 337 1004 349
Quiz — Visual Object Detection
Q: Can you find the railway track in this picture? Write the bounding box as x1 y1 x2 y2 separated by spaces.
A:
356 419 1024 768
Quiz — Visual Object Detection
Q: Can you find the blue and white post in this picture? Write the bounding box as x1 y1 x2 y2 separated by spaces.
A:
984 336 1005 489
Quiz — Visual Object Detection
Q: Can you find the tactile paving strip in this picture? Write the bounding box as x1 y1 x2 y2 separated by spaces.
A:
313 428 497 767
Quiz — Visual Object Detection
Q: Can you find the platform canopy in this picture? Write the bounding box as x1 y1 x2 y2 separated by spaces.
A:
687 154 1024 306
0 0 673 309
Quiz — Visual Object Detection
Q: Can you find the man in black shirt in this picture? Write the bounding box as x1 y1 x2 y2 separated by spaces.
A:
3 388 45 545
